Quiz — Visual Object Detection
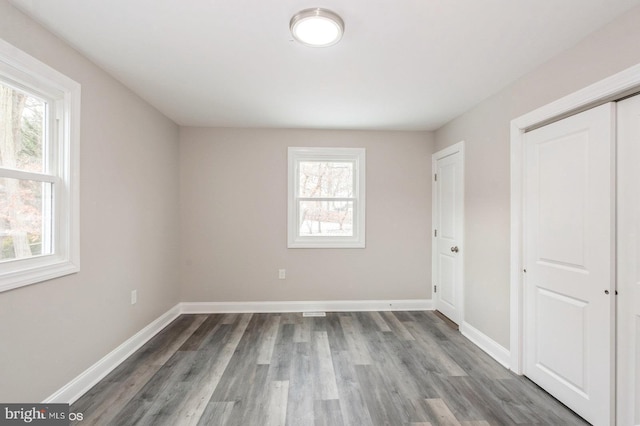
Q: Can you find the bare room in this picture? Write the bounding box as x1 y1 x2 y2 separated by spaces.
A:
1 1 640 425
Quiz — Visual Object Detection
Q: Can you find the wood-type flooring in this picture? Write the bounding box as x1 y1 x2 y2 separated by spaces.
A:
71 311 589 425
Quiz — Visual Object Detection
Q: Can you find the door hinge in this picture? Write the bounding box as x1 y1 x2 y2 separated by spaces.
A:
434 229 437 237
434 285 437 293
434 173 438 181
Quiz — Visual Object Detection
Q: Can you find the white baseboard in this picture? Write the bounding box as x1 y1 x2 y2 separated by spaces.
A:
43 304 182 404
180 299 433 314
43 299 433 404
460 321 511 369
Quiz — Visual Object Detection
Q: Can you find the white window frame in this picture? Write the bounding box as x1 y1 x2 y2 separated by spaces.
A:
288 147 365 248
0 39 80 292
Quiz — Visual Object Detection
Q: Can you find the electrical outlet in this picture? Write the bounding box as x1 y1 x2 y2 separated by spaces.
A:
131 290 137 305
278 269 286 279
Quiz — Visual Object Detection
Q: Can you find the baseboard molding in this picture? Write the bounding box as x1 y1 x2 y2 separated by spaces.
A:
43 299 433 404
43 304 182 404
460 321 511 369
180 299 434 314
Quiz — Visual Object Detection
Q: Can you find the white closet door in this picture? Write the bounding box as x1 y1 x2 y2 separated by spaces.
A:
617 94 640 426
524 103 615 426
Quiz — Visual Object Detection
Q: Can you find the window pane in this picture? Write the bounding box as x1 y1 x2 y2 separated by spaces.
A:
0 177 52 261
299 161 353 198
0 83 45 173
299 200 353 237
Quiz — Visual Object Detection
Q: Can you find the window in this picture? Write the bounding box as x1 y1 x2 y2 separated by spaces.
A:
0 39 80 292
288 147 365 248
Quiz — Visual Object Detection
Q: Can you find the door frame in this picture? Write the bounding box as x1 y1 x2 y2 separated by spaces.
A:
432 141 465 325
510 63 640 374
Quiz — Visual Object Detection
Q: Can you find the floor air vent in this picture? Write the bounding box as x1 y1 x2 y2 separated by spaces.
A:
302 312 326 317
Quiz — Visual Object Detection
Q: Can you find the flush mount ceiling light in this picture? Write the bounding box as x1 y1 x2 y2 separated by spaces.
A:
290 8 344 47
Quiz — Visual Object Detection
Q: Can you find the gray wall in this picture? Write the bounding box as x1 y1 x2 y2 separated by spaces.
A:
179 128 434 302
434 6 640 348
4 0 640 404
0 1 181 402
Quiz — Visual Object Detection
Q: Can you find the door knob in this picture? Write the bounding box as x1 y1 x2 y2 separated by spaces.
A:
450 246 459 253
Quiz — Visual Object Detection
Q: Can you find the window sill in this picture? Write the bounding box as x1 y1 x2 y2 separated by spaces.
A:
0 257 80 293
288 238 366 249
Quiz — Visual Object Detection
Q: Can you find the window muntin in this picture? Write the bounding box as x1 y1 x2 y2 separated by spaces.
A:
288 147 365 248
0 39 80 292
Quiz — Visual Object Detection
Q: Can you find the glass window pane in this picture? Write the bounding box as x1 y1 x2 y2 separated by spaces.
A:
299 161 353 198
0 177 52 261
299 200 353 237
0 83 46 173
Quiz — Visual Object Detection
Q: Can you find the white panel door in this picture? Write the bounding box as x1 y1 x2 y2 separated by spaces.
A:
524 103 615 426
617 94 640 426
432 142 464 324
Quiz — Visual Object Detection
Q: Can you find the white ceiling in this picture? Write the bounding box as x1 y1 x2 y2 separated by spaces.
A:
9 0 640 130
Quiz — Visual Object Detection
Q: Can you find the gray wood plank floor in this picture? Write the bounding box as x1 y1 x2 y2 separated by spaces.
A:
71 312 589 425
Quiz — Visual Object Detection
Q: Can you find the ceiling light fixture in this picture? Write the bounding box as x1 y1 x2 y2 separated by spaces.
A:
290 8 344 47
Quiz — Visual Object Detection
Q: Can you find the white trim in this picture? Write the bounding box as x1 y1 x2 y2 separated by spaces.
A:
0 38 81 293
287 147 366 248
431 141 465 161
43 300 432 404
0 168 57 182
460 321 511 369
512 63 640 132
510 122 525 374
615 94 640 426
510 62 640 375
46 298 546 406
431 141 465 325
43 304 181 404
180 299 433 314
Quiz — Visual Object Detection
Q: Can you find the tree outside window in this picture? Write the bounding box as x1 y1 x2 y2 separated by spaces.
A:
0 84 50 261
